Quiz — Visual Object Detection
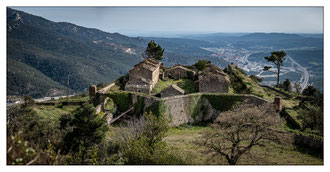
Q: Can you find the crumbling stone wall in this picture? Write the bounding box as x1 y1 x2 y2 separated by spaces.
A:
160 84 184 98
198 74 230 93
138 93 269 126
129 66 153 81
165 66 195 80
125 83 152 94
151 67 160 87
98 90 270 126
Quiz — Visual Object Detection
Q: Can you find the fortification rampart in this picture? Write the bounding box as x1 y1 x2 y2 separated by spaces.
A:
96 91 270 126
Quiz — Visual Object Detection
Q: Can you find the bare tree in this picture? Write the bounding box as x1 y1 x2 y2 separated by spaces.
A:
200 103 281 165
293 82 302 94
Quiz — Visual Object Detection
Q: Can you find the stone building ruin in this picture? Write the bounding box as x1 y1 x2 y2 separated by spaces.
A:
125 58 161 94
160 84 185 98
164 65 196 80
197 63 230 93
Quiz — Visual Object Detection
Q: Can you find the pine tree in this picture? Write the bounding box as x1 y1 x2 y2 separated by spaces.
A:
282 78 291 91
61 103 108 155
144 40 165 60
263 51 287 87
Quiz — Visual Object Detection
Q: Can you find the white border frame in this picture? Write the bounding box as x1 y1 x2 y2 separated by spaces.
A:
1 0 328 171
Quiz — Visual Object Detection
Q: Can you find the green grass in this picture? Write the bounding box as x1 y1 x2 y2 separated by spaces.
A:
32 105 80 119
227 64 269 99
31 105 80 129
286 108 301 123
164 125 323 165
104 98 116 113
45 95 89 103
152 79 197 94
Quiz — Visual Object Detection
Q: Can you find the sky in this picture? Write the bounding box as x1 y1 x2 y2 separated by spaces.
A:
12 7 323 36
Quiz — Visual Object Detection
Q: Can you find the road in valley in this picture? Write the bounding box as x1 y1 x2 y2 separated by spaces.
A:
203 47 309 90
286 56 309 90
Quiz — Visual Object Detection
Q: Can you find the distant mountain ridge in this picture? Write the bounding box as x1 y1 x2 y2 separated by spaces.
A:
7 8 146 98
240 33 303 40
7 8 227 98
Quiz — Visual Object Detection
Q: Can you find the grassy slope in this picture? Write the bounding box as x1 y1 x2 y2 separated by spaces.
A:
226 64 303 127
165 126 323 165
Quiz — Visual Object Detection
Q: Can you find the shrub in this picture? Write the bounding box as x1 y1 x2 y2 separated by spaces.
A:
134 96 145 116
144 100 166 117
116 112 187 164
194 60 210 71
203 95 244 112
108 92 132 112
302 85 320 97
250 75 263 83
299 106 323 136
282 78 291 92
96 83 106 90
24 96 35 106
115 74 129 90
104 98 116 113
61 103 108 155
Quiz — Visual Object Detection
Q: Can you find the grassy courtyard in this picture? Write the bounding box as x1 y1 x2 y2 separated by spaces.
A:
152 78 197 94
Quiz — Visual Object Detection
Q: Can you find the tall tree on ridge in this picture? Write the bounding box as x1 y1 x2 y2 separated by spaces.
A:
144 40 165 60
263 51 287 87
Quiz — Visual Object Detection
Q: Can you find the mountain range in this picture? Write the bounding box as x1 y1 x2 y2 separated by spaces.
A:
7 8 323 98
7 8 227 98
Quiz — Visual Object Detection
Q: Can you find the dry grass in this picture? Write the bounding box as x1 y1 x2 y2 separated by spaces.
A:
164 125 323 165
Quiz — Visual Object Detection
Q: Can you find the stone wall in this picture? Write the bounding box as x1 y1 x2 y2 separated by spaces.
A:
98 83 115 94
125 83 152 94
129 67 153 81
165 66 195 80
198 74 229 93
151 67 160 87
130 93 270 126
160 85 184 98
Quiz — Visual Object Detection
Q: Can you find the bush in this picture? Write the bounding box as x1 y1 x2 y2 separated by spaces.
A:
194 60 210 71
24 96 35 106
302 85 320 97
7 131 71 165
61 103 108 155
282 78 291 92
299 106 323 136
104 98 116 113
108 92 132 112
203 95 244 112
115 74 129 90
250 75 263 83
96 83 106 90
116 112 187 164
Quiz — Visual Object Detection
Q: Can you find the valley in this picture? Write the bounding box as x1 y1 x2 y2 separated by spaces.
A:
6 7 323 97
202 46 310 90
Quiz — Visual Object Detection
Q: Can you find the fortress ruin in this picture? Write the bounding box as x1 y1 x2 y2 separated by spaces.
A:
125 58 161 94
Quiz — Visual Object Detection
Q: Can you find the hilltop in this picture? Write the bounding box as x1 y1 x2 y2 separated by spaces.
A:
7 57 323 165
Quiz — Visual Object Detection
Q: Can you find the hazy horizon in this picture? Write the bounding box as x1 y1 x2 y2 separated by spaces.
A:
11 7 323 37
